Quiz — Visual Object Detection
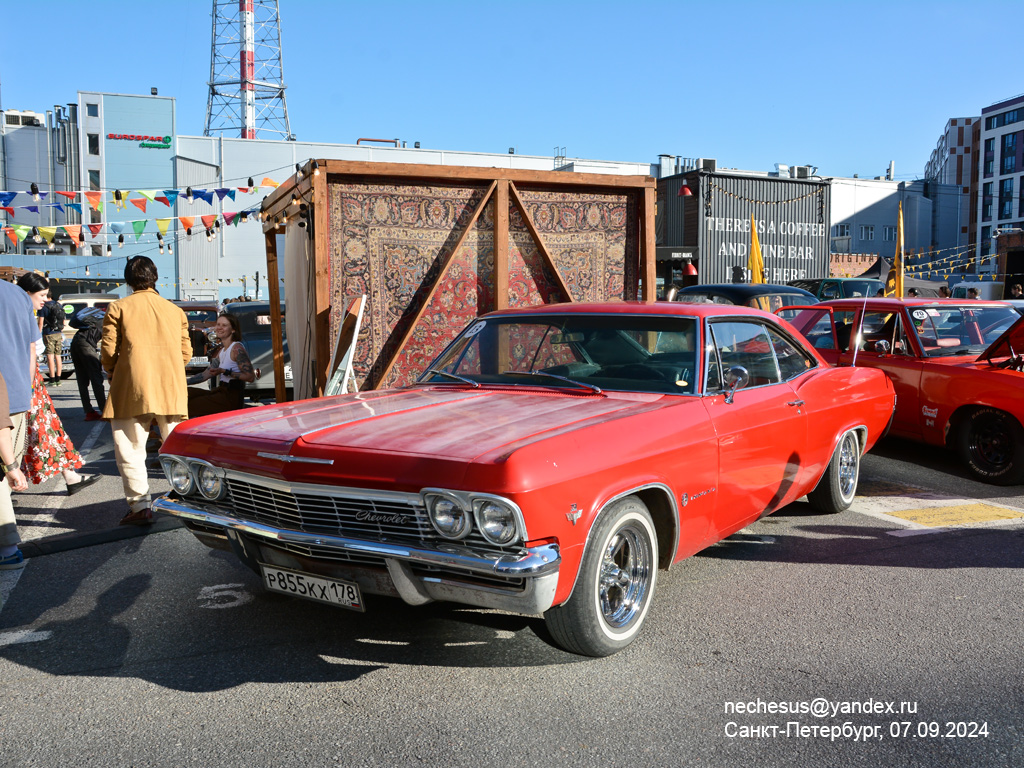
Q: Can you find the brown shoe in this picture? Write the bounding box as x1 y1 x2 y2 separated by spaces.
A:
119 509 154 526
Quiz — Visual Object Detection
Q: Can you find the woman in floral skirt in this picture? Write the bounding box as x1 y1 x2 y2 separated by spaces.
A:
16 274 100 495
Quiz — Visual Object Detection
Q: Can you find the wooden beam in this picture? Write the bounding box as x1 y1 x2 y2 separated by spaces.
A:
640 186 656 300
495 180 509 310
264 230 287 403
313 168 331 396
374 181 498 388
508 182 573 302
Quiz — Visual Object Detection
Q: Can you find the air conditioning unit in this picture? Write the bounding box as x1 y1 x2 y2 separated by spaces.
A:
794 166 811 179
698 158 717 172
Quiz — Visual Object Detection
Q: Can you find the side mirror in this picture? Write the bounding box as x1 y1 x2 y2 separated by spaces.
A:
724 365 749 404
873 340 891 355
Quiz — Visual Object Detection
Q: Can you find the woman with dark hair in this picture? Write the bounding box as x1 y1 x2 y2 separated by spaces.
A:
14 273 100 495
187 312 255 418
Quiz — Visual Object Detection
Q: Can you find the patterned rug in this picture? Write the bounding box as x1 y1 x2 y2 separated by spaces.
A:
328 180 639 389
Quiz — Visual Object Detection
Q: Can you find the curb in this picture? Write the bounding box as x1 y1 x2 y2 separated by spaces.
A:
19 517 184 559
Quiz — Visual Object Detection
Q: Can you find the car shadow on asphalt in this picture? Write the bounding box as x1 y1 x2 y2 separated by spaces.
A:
700 519 1024 570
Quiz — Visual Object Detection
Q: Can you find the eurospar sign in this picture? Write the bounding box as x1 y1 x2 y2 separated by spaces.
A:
107 132 171 149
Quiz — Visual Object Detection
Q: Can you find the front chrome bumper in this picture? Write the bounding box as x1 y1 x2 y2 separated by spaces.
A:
153 495 561 614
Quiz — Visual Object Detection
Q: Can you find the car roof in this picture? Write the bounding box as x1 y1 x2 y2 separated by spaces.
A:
173 300 219 309
678 283 816 299
483 300 780 321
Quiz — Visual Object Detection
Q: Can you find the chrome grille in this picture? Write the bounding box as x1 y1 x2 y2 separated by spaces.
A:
224 478 516 554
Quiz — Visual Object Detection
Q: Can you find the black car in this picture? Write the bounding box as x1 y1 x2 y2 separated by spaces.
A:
221 301 292 400
672 283 818 312
789 277 884 300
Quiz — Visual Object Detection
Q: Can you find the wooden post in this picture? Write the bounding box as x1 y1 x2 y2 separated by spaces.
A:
313 169 331 395
265 229 286 403
495 179 509 310
640 186 656 300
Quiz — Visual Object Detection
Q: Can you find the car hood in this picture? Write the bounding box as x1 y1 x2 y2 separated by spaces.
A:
169 386 669 466
976 314 1024 363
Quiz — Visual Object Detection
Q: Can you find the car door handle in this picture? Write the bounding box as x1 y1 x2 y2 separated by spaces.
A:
787 399 805 407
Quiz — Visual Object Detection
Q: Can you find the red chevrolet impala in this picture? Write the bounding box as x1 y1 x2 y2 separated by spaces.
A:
155 301 895 656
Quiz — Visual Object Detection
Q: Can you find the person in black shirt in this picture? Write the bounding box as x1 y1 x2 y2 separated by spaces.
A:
68 306 107 421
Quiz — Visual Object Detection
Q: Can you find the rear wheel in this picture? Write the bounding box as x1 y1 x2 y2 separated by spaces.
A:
957 408 1024 485
544 496 657 657
807 430 860 513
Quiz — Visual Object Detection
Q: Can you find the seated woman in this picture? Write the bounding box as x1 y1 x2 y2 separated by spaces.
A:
187 313 256 418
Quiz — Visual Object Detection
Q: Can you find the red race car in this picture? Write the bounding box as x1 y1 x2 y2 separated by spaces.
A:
155 301 895 656
787 297 1024 484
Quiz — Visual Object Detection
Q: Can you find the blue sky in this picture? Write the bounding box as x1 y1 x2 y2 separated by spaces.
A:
1 0 1020 181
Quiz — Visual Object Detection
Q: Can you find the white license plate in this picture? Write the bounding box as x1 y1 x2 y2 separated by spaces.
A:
261 565 364 611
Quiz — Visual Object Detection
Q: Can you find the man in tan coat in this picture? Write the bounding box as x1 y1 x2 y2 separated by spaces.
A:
102 256 191 526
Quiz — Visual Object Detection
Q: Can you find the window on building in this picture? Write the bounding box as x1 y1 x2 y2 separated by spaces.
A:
834 224 850 237
87 133 99 155
999 178 1014 220
88 170 100 190
883 225 898 241
860 225 874 241
987 116 997 130
982 226 991 257
1020 176 1024 217
86 103 98 117
1001 133 1018 174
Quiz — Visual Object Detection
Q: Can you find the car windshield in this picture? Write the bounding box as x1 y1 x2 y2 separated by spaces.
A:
184 310 217 322
421 314 699 394
908 305 1019 357
840 280 883 298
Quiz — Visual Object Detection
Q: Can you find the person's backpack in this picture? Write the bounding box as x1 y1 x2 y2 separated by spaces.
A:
42 300 66 334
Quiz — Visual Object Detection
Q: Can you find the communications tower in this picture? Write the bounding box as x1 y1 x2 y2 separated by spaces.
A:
204 0 293 140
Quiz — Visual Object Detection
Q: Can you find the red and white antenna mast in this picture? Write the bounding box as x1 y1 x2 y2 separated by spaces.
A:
205 0 293 140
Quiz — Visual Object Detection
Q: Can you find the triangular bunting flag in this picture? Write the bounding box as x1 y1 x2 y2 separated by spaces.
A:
155 218 171 236
63 225 82 241
53 204 64 214
130 198 148 213
223 212 238 226
162 190 180 207
23 206 39 214
261 177 279 189
87 224 103 237
196 190 214 205
67 203 82 214
132 220 148 240
110 222 126 234
138 190 159 203
214 188 236 202
180 216 195 230
12 225 31 242
200 214 218 229
1 206 12 217
38 226 58 244
56 191 77 200
84 191 103 210
0 192 16 207
237 187 250 195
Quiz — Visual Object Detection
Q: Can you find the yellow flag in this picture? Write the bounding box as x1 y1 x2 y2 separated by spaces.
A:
748 214 764 284
884 201 905 297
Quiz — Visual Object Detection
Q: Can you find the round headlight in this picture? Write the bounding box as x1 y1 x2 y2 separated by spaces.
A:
197 465 224 500
474 500 518 546
165 459 193 495
429 495 471 539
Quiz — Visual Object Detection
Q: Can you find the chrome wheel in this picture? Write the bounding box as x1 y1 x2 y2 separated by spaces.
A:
837 431 859 503
598 523 654 630
544 496 659 656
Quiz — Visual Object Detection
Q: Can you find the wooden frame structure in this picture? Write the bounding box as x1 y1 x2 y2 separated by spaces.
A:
261 159 657 401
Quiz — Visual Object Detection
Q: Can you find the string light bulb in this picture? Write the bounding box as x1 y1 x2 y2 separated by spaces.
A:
186 227 193 241
31 227 41 243
85 265 89 276
158 233 165 254
247 177 254 188
311 160 320 176
106 244 112 256
30 182 41 201
240 211 249 224
206 229 213 242
118 234 124 249
185 186 194 204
